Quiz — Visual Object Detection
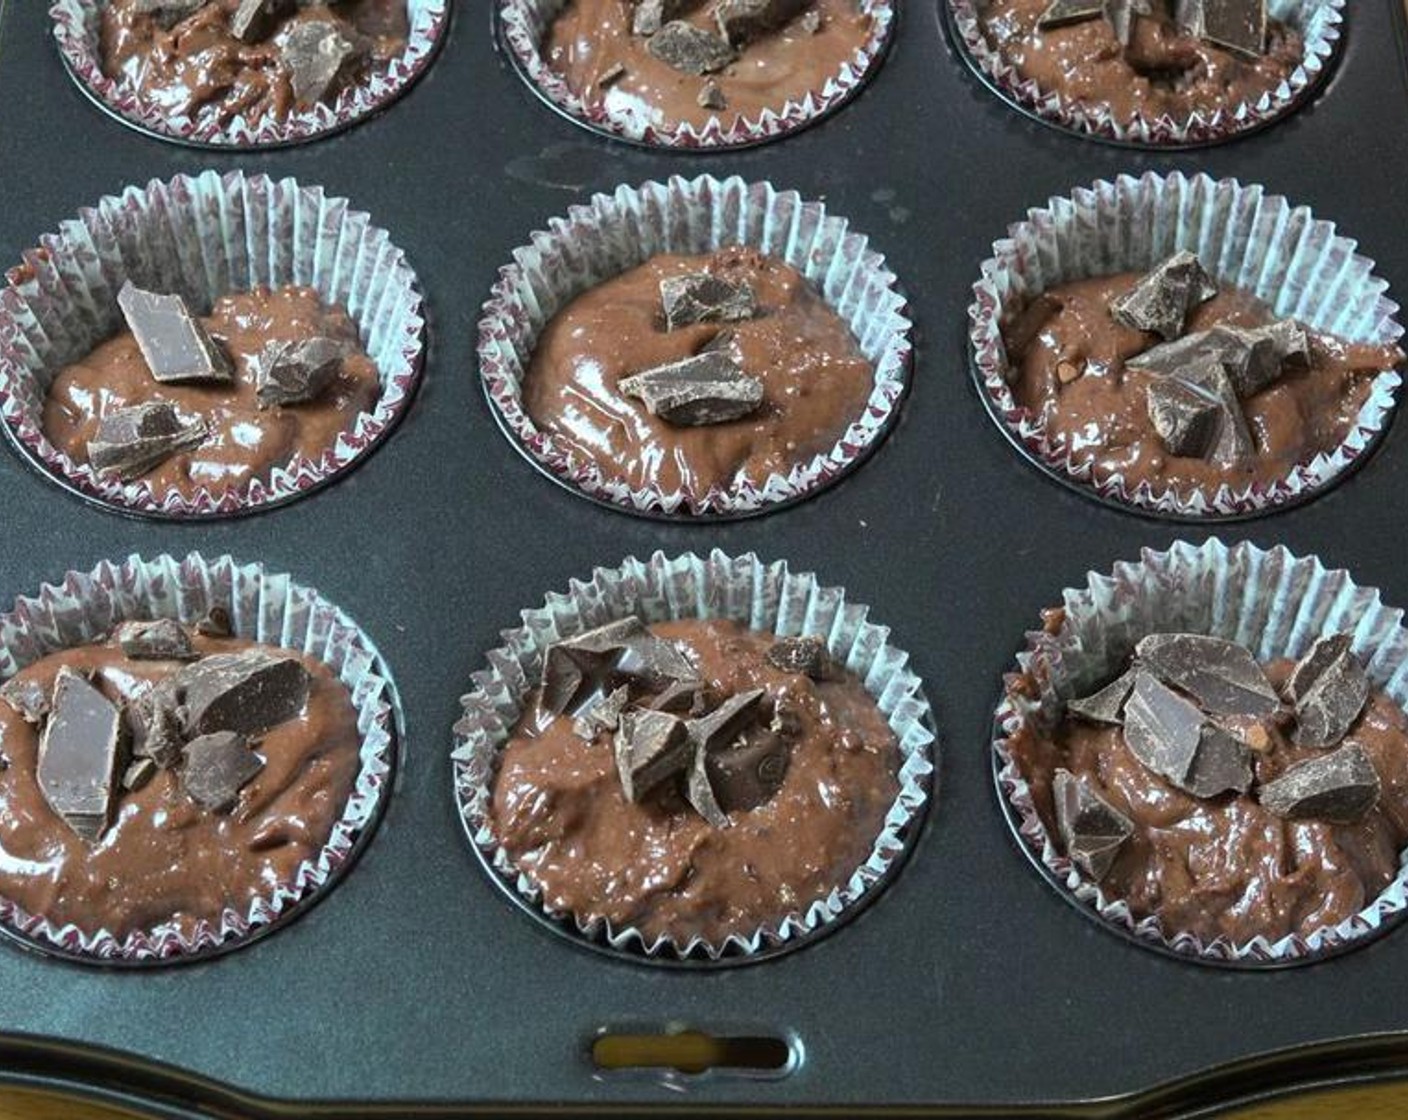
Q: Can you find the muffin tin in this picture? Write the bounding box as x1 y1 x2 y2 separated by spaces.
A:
4 0 1408 1115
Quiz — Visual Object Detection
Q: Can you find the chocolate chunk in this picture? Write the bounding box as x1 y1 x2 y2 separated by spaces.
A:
1109 251 1217 340
714 0 811 44
1067 667 1136 724
131 0 204 28
0 676 49 725
181 731 263 812
129 691 184 769
195 606 233 638
620 351 764 426
37 667 126 841
688 688 766 753
647 21 737 74
614 708 690 801
697 79 727 110
116 619 197 661
704 729 790 812
764 636 834 680
1130 321 1306 398
631 0 694 35
1146 374 1222 458
597 62 627 88
573 686 630 740
1285 634 1370 748
122 757 157 793
281 20 365 105
541 618 696 716
799 9 821 31
1136 633 1280 717
87 401 209 480
686 742 731 828
231 0 291 41
646 679 708 715
1179 356 1253 467
117 281 233 385
1258 743 1380 824
1184 723 1253 798
1053 769 1133 880
1122 671 1205 787
254 337 344 409
660 272 756 330
1037 0 1102 28
175 650 311 737
1176 0 1265 56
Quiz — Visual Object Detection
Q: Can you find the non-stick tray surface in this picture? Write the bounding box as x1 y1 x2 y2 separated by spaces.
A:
4 0 1408 1114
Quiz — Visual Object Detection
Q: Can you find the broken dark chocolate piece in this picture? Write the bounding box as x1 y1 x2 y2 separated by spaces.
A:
697 79 727 110
598 62 627 88
122 757 157 793
1184 723 1253 798
1130 321 1306 399
541 618 696 716
280 20 365 105
87 401 209 480
799 8 821 31
231 0 290 41
620 351 764 426
1285 634 1369 748
704 729 790 813
1257 743 1380 824
1122 670 1205 787
1175 0 1266 57
1067 667 1136 725
1037 0 1102 28
131 0 203 29
196 606 234 638
1135 633 1280 717
688 688 766 754
764 636 834 680
686 741 731 828
1052 768 1134 880
1146 374 1222 458
117 281 233 385
254 337 344 409
0 676 49 725
646 679 708 715
181 731 264 812
647 20 737 74
1179 356 1254 467
1102 0 1153 44
129 690 184 769
573 686 630 740
714 0 811 44
1109 251 1217 340
660 272 756 330
614 707 690 801
116 619 197 661
37 667 126 841
175 650 311 737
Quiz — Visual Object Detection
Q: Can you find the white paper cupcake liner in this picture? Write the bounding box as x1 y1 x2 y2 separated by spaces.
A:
970 171 1403 519
995 538 1408 965
451 550 935 962
948 0 1342 145
499 0 892 148
0 552 398 965
51 0 448 148
0 169 426 519
479 175 912 518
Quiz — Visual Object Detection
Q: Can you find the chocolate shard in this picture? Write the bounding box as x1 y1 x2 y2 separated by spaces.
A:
1179 355 1253 467
647 20 737 74
614 707 690 802
686 741 731 828
1184 723 1253 798
704 729 790 813
37 667 126 842
714 0 811 44
1285 634 1370 748
1258 743 1380 824
1135 633 1280 717
254 337 344 409
597 62 627 88
1067 667 1136 725
196 606 234 638
129 690 184 769
122 757 157 793
1053 768 1134 880
620 350 764 426
181 731 264 812
1175 0 1266 57
116 619 197 661
0 676 50 725
281 20 365 105
1146 374 1222 458
1038 0 1103 28
131 0 204 28
87 401 209 480
764 636 834 680
541 619 697 716
697 79 727 109
1109 251 1217 340
631 0 694 36
573 686 630 741
688 688 767 754
646 679 708 715
799 9 821 31
117 281 233 385
660 272 756 331
231 0 292 41
1122 670 1205 787
1102 0 1153 45
174 650 311 737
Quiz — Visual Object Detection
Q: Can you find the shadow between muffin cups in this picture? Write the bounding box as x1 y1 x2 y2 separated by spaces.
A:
994 538 1408 967
944 0 1343 147
50 0 449 149
478 175 913 520
0 552 399 966
0 169 426 520
451 550 936 965
969 171 1404 520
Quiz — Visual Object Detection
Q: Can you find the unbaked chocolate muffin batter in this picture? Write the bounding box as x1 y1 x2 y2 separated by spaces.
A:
100 0 409 128
1003 273 1400 498
43 285 381 502
523 247 875 499
0 632 362 938
490 619 900 944
977 0 1303 122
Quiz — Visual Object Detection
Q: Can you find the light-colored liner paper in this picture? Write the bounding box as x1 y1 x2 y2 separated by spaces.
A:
500 0 892 148
995 538 1408 964
970 171 1403 518
0 552 397 963
452 550 935 961
0 169 425 518
479 175 912 517
51 0 448 148
949 0 1342 145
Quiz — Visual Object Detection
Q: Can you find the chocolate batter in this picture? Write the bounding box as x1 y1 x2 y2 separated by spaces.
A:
0 634 361 939
1008 659 1408 945
545 0 872 130
1003 274 1401 498
43 285 381 503
490 619 900 944
977 0 1303 122
100 0 409 128
523 247 875 499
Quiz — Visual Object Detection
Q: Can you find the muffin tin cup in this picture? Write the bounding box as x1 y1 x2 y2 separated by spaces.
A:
994 537 1408 967
497 0 893 150
969 171 1403 520
0 169 426 520
50 0 449 149
451 549 936 965
0 551 400 966
478 174 913 519
945 0 1344 148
